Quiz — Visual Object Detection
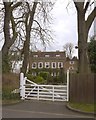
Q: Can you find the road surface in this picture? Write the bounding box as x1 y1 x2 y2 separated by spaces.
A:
2 100 95 118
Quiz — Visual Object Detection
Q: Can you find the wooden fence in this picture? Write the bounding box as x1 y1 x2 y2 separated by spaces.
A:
69 73 95 103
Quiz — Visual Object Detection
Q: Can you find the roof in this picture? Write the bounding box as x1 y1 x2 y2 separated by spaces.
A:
66 56 78 61
30 51 66 58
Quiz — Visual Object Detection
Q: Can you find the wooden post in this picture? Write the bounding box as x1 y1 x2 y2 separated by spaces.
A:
67 70 69 101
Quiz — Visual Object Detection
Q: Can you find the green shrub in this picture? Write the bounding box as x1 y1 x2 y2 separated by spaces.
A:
47 74 67 85
26 74 46 84
38 72 49 80
2 88 20 100
34 76 45 84
26 74 36 81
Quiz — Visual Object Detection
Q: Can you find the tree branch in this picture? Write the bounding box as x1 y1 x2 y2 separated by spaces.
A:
16 20 25 25
86 7 96 33
11 2 22 11
10 12 18 44
28 2 38 29
14 12 25 20
84 0 90 14
10 12 16 34
33 19 42 30
26 2 31 13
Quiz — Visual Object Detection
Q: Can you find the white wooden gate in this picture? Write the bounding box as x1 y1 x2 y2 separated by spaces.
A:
20 70 69 102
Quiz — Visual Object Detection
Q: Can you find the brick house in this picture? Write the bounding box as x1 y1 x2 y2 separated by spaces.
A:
64 56 78 72
28 51 78 76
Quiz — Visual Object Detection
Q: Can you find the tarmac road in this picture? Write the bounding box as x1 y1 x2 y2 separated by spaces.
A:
2 100 95 118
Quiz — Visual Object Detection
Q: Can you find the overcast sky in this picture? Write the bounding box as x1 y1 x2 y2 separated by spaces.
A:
44 0 78 57
44 0 94 57
0 0 95 57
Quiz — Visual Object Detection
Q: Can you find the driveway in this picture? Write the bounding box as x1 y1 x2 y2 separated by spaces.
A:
2 100 95 118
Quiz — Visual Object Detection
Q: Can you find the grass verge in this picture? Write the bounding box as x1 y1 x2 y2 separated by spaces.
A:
2 99 21 105
68 102 95 113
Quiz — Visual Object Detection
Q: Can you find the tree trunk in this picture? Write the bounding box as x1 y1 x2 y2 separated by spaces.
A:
77 10 90 73
21 2 38 75
2 3 12 72
2 2 19 73
21 31 30 75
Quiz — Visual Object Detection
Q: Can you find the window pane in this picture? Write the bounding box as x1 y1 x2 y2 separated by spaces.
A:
38 62 43 68
56 55 60 57
45 62 50 68
32 62 37 68
33 55 38 57
58 62 63 68
45 55 49 57
52 62 56 68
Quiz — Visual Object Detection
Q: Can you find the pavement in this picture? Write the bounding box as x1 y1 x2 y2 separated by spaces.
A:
2 100 95 118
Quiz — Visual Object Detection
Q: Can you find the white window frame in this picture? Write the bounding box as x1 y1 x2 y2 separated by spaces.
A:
51 72 56 76
45 55 50 57
17 52 20 55
51 62 56 68
38 62 43 69
57 72 59 76
51 72 53 76
33 55 38 57
45 62 50 68
58 62 63 68
12 52 14 55
69 66 74 70
32 62 37 69
56 54 60 57
70 61 74 64
32 72 36 76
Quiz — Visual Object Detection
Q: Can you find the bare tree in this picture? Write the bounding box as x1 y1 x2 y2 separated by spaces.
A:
20 1 54 75
73 0 96 73
20 2 38 74
63 42 74 59
0 1 54 73
1 2 22 72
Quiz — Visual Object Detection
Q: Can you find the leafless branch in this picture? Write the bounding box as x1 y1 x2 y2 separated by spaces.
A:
84 0 90 14
11 2 22 11
86 7 96 33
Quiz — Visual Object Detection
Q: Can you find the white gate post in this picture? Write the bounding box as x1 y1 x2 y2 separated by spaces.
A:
67 69 69 101
20 73 25 100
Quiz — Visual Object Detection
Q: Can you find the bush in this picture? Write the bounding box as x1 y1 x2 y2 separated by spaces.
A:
26 73 46 84
38 72 49 80
2 89 19 100
34 76 45 84
26 74 36 81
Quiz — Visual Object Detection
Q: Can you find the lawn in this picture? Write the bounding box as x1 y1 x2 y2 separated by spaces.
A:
69 102 95 113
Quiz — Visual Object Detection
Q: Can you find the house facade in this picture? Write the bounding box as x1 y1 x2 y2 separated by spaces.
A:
11 50 78 74
64 56 78 72
28 51 78 76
